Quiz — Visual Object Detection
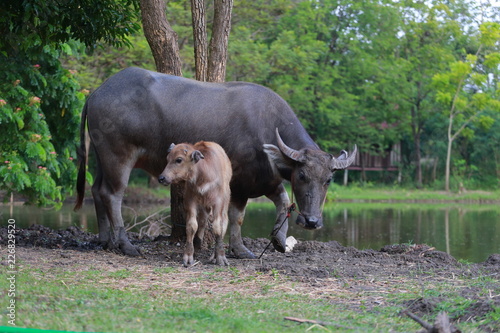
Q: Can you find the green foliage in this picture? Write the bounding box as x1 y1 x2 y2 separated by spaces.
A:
0 52 82 206
227 0 407 155
431 21 500 190
64 33 156 91
0 0 140 51
3 0 500 199
0 0 141 206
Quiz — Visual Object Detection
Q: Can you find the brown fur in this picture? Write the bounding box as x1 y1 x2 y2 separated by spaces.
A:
159 141 232 266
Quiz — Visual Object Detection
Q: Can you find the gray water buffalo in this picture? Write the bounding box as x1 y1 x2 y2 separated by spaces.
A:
74 67 356 258
159 141 232 266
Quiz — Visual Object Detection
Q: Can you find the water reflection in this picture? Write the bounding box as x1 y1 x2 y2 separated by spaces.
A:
244 202 500 263
1 202 499 263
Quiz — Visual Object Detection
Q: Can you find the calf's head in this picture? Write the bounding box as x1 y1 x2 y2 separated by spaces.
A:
158 143 204 186
264 129 356 230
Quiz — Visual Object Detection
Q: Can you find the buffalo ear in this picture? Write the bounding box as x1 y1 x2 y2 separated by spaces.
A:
263 144 295 177
191 150 204 163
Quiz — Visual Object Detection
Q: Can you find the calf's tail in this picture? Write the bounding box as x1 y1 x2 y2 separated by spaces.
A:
74 102 88 211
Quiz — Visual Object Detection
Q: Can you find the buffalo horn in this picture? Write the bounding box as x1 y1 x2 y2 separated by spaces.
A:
331 145 357 170
275 128 305 162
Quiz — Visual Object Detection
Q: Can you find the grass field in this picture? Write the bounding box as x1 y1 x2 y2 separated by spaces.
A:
126 182 500 204
1 246 499 333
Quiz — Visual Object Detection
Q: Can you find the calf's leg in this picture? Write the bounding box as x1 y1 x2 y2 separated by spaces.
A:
183 202 198 266
194 208 209 251
209 206 229 266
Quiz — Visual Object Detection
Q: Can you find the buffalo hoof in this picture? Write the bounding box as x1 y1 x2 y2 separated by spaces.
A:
231 245 256 259
271 233 287 253
117 227 141 256
120 242 141 257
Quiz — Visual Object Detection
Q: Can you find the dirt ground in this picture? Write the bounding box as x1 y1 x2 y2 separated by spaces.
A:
2 225 500 332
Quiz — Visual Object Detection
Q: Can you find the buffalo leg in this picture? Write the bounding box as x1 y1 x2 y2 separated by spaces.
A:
91 155 111 245
228 199 255 259
98 180 139 256
183 202 198 266
266 183 290 253
94 151 140 256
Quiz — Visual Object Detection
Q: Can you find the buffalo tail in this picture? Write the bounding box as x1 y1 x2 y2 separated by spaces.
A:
74 102 88 211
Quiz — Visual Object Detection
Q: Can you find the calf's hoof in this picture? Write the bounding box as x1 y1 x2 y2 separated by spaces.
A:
183 254 195 267
210 252 229 266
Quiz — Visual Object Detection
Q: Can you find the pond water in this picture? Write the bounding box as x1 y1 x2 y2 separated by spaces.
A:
1 201 499 263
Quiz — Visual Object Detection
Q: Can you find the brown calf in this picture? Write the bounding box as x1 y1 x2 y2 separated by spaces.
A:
158 141 232 266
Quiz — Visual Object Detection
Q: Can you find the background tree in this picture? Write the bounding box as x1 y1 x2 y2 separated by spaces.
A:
190 0 234 82
432 22 500 191
207 0 234 82
395 1 465 188
6 0 497 206
140 0 183 75
191 0 208 81
0 0 140 206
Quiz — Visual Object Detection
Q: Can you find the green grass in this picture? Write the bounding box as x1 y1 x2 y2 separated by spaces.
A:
1 263 498 332
124 183 500 206
327 184 500 202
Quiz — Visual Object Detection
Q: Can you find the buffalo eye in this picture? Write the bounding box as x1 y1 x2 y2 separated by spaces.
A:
175 157 183 164
325 177 332 186
298 170 306 181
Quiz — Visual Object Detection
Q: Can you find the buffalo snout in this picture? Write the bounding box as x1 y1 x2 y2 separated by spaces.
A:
296 214 323 230
158 175 171 186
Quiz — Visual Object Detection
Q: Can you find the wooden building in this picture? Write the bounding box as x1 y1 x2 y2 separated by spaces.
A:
343 143 401 184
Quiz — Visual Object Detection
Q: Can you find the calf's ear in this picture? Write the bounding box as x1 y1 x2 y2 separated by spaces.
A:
191 150 204 163
167 143 176 153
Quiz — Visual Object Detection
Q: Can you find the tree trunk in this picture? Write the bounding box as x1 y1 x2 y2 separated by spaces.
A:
140 0 183 76
445 134 453 192
188 0 233 248
207 0 233 82
432 156 438 183
169 183 186 242
445 111 456 192
360 151 366 182
191 0 208 81
410 104 423 189
414 131 422 189
140 0 185 240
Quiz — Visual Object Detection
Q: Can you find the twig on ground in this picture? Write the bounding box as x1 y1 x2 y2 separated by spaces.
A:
402 310 461 333
124 206 171 238
284 316 354 330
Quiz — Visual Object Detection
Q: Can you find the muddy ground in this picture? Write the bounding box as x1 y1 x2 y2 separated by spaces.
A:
1 225 500 332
